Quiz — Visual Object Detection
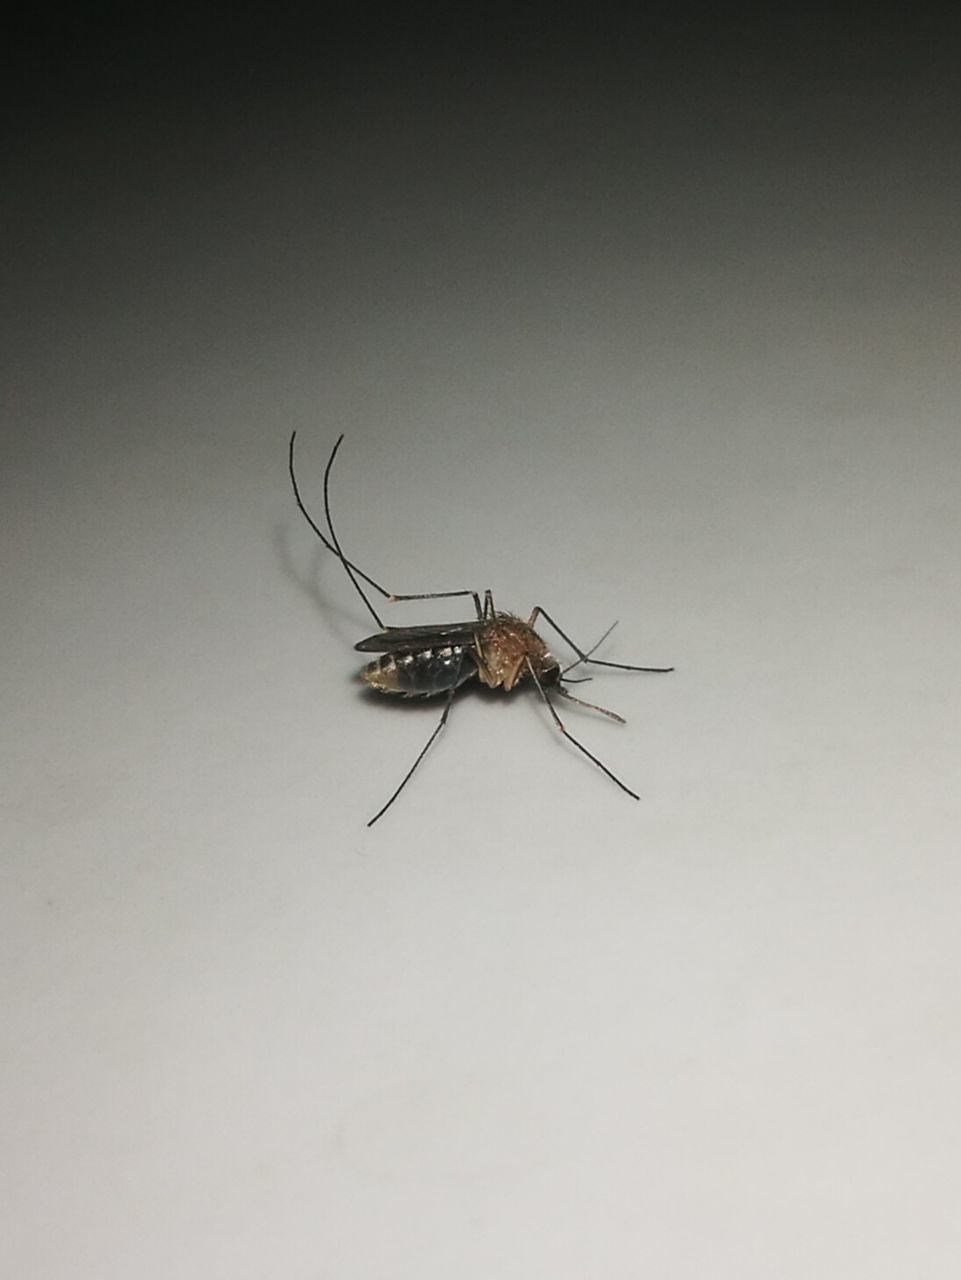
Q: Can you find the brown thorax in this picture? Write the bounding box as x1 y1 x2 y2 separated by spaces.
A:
473 614 559 691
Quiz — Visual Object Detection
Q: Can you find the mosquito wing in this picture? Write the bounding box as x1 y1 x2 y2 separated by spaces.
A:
354 621 480 653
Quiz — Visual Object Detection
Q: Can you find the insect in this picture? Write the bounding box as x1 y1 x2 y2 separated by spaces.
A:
288 432 673 826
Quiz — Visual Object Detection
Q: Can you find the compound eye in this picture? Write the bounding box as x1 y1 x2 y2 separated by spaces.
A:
539 663 561 687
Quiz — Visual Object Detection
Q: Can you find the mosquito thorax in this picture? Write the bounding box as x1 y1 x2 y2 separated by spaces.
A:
475 614 555 691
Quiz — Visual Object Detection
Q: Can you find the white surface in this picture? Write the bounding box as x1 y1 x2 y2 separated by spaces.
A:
4 15 961 1278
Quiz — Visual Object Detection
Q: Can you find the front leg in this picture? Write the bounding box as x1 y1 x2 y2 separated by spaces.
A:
527 606 673 674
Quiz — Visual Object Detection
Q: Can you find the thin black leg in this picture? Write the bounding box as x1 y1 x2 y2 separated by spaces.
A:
289 432 486 625
367 658 465 827
526 660 640 801
528 605 674 673
388 589 486 620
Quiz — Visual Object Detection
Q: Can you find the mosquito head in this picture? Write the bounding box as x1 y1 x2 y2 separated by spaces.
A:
539 662 562 687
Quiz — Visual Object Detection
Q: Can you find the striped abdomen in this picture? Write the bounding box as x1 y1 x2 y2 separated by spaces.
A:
362 644 477 698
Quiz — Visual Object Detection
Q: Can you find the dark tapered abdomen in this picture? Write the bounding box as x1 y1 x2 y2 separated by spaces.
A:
362 644 477 697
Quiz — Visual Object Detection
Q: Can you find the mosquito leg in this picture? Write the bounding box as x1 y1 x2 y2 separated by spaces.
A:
367 658 465 827
290 433 486 624
384 589 491 619
319 435 387 627
389 589 485 620
528 605 674 674
526 660 640 801
289 433 389 603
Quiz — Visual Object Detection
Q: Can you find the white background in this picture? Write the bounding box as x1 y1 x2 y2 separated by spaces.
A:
4 11 961 1277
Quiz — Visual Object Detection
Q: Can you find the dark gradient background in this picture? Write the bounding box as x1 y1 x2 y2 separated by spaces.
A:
5 9 961 1276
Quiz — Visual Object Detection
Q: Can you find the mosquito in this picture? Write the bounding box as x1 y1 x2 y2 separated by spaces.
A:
288 432 673 826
